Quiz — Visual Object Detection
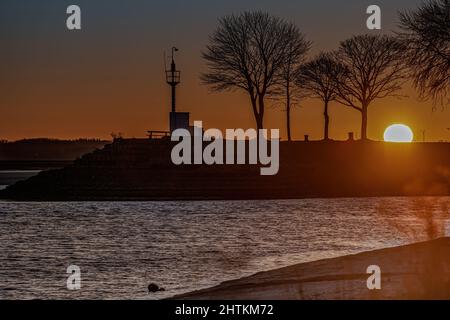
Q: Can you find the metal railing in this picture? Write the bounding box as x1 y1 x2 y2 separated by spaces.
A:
146 131 170 140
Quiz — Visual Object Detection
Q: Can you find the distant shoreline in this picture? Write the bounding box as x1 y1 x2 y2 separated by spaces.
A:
0 160 72 170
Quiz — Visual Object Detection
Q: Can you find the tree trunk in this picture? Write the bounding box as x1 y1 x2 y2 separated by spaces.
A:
361 104 368 141
249 93 265 131
256 95 265 131
249 95 261 131
286 83 292 141
323 100 330 140
256 115 263 132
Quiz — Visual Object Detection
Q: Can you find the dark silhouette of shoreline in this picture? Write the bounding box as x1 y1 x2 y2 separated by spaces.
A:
0 139 448 201
0 139 109 170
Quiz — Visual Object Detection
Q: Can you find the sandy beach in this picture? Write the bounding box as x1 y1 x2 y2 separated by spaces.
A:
173 238 450 300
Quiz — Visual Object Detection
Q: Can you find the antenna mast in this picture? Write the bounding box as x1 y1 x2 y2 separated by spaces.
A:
165 47 180 113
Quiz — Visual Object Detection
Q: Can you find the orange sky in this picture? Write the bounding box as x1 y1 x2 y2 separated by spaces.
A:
0 0 448 142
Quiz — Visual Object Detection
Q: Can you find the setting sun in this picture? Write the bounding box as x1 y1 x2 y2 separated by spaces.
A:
384 124 414 143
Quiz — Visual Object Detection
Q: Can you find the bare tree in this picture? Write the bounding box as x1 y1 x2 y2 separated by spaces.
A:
334 35 407 140
296 53 347 140
201 11 307 131
398 0 450 106
276 32 310 141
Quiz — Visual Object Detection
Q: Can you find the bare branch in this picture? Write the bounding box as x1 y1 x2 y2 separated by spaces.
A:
398 0 450 106
296 52 349 140
201 11 309 130
296 52 347 103
333 34 407 139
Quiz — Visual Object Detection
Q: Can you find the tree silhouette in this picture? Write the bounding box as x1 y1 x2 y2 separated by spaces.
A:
275 32 310 141
334 35 407 140
201 11 308 130
297 53 347 140
398 0 450 106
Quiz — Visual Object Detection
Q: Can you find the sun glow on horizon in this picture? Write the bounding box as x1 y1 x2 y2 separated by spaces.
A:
383 124 414 143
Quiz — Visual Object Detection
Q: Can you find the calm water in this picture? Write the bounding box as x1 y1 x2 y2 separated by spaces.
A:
0 197 448 299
